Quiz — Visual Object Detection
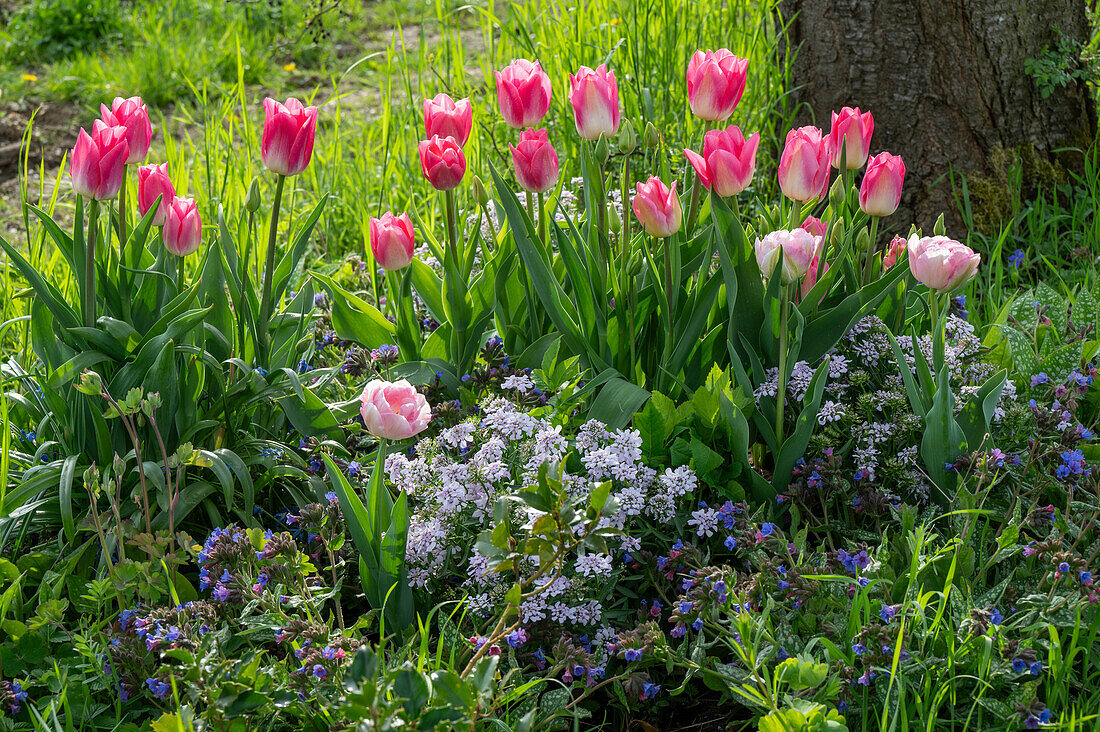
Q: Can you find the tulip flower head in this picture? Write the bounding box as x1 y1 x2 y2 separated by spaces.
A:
755 228 819 284
632 176 682 238
568 65 620 141
883 235 907 269
100 96 152 165
800 253 829 303
71 121 130 201
423 93 473 147
685 49 748 122
163 197 202 257
369 212 416 271
778 126 830 202
683 125 759 197
418 135 466 191
510 129 559 193
496 59 552 129
359 379 432 440
907 235 980 293
136 163 176 226
799 215 828 239
859 152 906 217
261 97 318 176
828 107 874 169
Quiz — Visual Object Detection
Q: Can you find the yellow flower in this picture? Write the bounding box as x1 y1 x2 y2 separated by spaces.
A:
283 62 297 72
22 73 37 82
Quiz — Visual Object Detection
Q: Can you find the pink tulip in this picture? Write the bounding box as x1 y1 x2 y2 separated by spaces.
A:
100 96 151 165
685 49 748 122
799 215 828 239
261 97 318 176
163 197 202 257
369 213 416 271
71 121 130 201
418 135 466 191
683 125 759 197
359 379 432 440
136 163 175 226
907 235 980 293
883 235 907 269
509 129 559 193
632 177 682 238
496 59 552 129
423 93 473 147
568 65 620 141
859 152 906 217
778 126 830 202
755 228 819 284
828 107 874 169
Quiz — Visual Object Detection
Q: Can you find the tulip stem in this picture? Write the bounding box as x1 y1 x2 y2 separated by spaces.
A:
84 200 100 328
775 285 790 445
537 190 547 249
177 256 185 295
118 165 128 259
685 174 703 236
259 173 286 364
661 235 674 385
444 189 458 261
863 216 880 286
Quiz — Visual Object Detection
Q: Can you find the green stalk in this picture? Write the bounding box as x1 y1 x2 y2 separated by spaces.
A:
259 173 287 363
775 285 790 444
685 174 704 235
863 216 880 286
661 235 674 387
177 256 185 294
84 200 101 328
118 165 128 259
537 189 548 249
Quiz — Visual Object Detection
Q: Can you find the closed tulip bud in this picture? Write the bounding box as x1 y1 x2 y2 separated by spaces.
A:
100 96 152 165
755 228 819 284
907 235 980 293
71 121 129 201
418 135 466 191
369 212 416 271
829 219 846 247
245 178 262 212
568 64 620 141
608 203 622 233
778 126 830 202
828 175 846 212
595 134 610 166
644 122 660 150
261 97 318 176
632 176 682 238
683 125 760 197
163 197 202 256
359 379 432 440
856 227 871 252
685 49 748 122
136 163 175 226
859 152 905 217
472 175 490 206
495 59 552 129
423 93 473 147
828 107 874 169
933 213 946 236
510 129 559 193
618 119 637 155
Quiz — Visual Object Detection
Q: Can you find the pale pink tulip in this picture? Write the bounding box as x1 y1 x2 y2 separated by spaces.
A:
163 197 202 257
568 65 620 141
683 125 759 197
359 379 432 440
423 93 472 147
778 126 830 202
799 215 828 239
828 107 874 169
859 152 906 217
883 235 907 269
510 129 559 193
632 177 682 238
496 59 552 129
685 49 748 121
907 235 980 293
369 213 415 271
755 228 819 284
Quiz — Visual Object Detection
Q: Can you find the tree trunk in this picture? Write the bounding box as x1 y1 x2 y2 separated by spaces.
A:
779 0 1096 235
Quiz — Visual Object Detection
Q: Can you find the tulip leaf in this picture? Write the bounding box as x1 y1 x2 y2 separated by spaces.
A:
311 271 396 347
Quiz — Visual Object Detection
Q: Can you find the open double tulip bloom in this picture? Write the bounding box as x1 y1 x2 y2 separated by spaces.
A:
100 96 151 165
683 125 759 197
71 121 130 201
369 212 416 271
137 163 175 226
778 126 830 202
261 97 318 177
418 135 466 191
685 49 748 122
163 197 202 257
755 228 819 284
632 177 682 238
510 129 559 193
828 107 874 169
859 152 906 217
359 379 432 440
423 93 473 147
496 59 552 129
568 64 620 141
908 235 980 293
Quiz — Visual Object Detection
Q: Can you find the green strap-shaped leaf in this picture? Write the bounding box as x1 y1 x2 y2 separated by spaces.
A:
771 358 830 496
920 363 967 503
956 370 1007 452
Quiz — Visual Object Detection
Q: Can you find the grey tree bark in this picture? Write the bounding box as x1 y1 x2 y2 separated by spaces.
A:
779 0 1096 234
